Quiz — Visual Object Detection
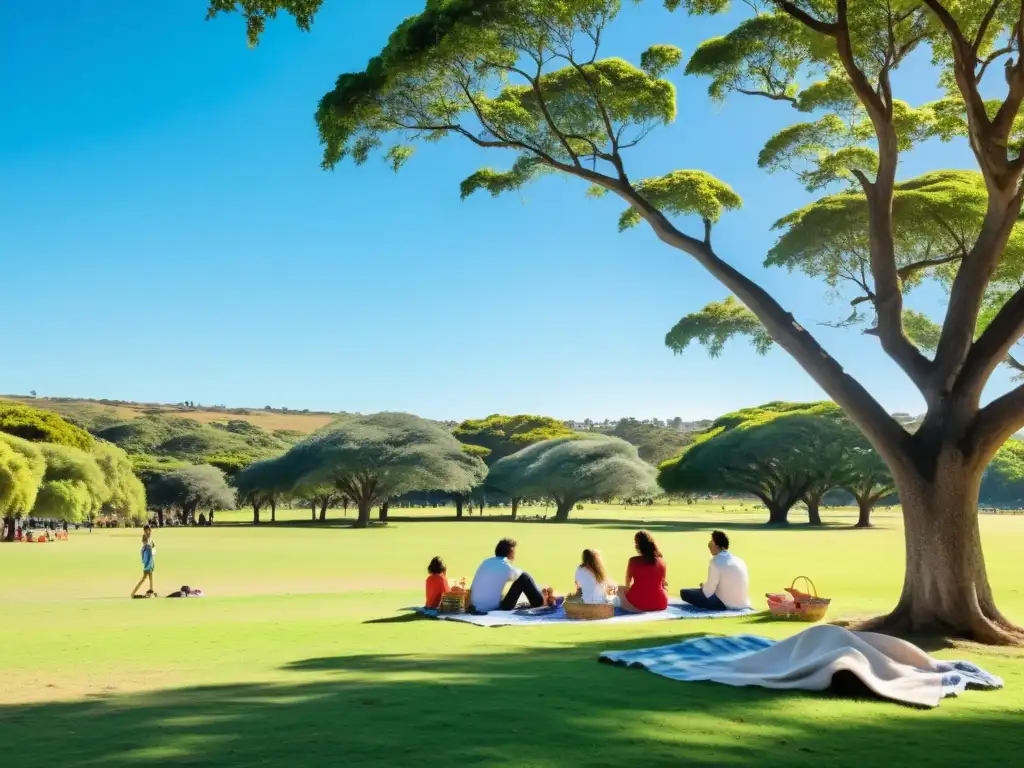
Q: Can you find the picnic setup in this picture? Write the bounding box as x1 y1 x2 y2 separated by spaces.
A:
409 531 1004 709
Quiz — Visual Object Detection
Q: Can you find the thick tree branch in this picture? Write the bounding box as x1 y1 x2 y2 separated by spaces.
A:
955 280 1024 398
735 88 798 104
965 382 1024 464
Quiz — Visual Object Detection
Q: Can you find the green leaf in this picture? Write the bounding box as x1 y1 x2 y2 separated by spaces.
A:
384 145 415 172
640 44 684 78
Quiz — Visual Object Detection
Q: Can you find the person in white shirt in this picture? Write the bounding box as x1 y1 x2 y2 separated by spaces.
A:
574 549 616 604
680 530 751 611
468 538 547 612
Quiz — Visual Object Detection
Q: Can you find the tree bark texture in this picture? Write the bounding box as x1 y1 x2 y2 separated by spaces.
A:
806 497 822 526
355 500 372 528
554 498 573 522
379 502 389 523
455 497 464 519
856 498 873 528
860 449 1024 644
511 497 519 520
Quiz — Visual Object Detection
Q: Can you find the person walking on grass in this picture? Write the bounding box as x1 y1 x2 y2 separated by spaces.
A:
131 532 156 598
679 530 751 611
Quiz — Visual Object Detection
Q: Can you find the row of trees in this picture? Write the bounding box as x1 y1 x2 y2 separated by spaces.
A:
0 405 147 539
233 412 658 527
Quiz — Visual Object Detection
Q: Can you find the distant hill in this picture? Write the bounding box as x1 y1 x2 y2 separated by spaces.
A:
0 396 336 435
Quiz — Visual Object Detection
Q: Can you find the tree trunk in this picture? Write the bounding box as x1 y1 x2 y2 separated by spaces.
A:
554 499 573 522
2 516 14 542
319 500 328 521
379 502 389 523
806 498 822 526
856 496 873 528
455 497 464 518
766 502 789 525
860 452 1024 645
354 500 372 528
478 497 485 515
252 501 261 525
270 498 276 524
311 503 317 521
511 497 519 520
343 497 349 516
209 511 215 526
157 509 165 527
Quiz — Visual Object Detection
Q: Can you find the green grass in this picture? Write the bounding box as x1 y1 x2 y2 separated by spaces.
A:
2 503 1023 767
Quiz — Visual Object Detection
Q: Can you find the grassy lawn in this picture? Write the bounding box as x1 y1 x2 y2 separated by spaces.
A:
1 503 1022 766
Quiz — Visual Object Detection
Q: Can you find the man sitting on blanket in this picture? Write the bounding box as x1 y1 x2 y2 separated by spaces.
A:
679 530 751 611
468 538 553 612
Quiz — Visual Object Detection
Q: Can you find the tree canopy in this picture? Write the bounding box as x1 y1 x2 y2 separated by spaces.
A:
0 402 94 451
258 412 488 527
981 440 1024 508
32 444 110 524
487 433 657 520
452 414 575 464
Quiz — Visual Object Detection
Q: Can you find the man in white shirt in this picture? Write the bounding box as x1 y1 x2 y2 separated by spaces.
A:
468 538 546 612
680 530 751 611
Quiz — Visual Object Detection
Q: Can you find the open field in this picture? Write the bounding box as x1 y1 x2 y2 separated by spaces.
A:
2 504 1022 767
0 395 336 434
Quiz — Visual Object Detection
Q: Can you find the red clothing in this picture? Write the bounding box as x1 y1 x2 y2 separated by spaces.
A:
425 573 450 609
625 556 668 612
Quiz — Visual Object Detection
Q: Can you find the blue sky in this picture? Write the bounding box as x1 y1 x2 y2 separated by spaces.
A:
0 1 1012 421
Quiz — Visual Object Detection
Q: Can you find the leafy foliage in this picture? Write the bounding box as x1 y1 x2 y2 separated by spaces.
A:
981 440 1024 508
666 297 773 357
452 414 575 465
0 403 94 451
0 434 46 521
148 465 236 518
487 434 657 519
32 444 110 523
92 442 148 523
607 417 693 465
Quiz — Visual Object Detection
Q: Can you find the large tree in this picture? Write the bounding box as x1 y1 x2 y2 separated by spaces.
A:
0 434 46 541
659 403 854 524
210 0 1024 641
487 434 658 520
266 412 488 527
453 414 574 517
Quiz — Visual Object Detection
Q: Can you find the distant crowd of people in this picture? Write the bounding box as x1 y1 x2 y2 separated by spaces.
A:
426 529 751 614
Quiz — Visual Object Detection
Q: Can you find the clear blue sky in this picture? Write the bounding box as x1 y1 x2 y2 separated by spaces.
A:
0 1 1011 421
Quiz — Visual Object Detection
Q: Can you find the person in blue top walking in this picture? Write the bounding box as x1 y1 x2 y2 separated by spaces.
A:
131 531 156 598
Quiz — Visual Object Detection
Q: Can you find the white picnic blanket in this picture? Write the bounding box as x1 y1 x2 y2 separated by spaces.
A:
600 625 1004 707
414 601 753 627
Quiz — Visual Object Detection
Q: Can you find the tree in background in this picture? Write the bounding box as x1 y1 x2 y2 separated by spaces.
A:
0 402 94 451
841 441 896 529
980 441 1024 508
149 465 236 526
0 434 46 541
609 417 694 465
92 442 148 525
234 456 297 524
659 404 858 524
31 444 110 525
487 434 658 521
453 414 574 518
266 413 487 528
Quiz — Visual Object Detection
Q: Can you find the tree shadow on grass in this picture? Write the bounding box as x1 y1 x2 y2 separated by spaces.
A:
0 637 1015 768
568 518 859 533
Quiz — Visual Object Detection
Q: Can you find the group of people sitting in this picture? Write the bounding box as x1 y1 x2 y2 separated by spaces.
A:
425 529 751 614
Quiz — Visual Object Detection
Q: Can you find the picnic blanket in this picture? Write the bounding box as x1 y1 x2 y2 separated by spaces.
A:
599 624 1004 708
414 601 753 627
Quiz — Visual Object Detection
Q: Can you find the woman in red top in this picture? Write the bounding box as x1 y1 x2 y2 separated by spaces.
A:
424 556 449 609
619 531 668 612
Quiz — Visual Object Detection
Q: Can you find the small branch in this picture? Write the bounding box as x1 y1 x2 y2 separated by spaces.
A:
977 45 1014 83
974 0 1006 53
735 88 798 105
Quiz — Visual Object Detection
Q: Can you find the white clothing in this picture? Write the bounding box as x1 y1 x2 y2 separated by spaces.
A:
575 565 614 604
469 556 522 612
702 551 751 609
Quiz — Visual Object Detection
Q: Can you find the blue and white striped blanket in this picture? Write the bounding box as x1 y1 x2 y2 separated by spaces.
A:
600 630 1004 706
414 601 753 627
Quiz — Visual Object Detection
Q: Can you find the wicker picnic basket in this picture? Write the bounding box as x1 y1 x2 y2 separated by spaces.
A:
766 576 831 622
438 591 467 614
563 596 615 621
